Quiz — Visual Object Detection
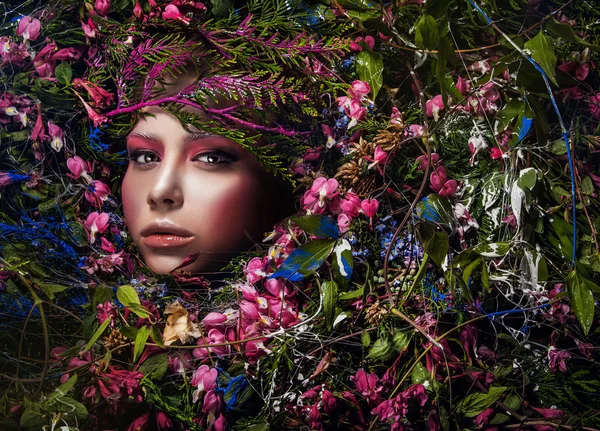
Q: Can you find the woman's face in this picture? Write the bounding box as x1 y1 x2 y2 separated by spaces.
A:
121 106 276 275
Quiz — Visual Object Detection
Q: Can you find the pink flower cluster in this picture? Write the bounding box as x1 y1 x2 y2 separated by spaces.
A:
97 366 144 413
337 80 371 128
300 177 380 232
32 41 84 78
291 385 338 430
0 93 31 127
455 75 502 118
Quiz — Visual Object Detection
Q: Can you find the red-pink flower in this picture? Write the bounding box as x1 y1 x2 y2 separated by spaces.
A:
364 146 390 174
81 19 96 38
426 95 444 120
302 177 339 215
73 78 114 108
212 415 228 431
75 93 108 127
203 312 227 326
94 0 111 16
468 135 488 166
473 407 494 428
66 155 92 181
85 211 110 242
589 93 600 120
349 80 371 100
349 36 375 52
351 369 383 405
162 4 190 24
84 180 111 206
16 16 41 41
156 412 173 431
456 76 470 96
191 365 218 402
339 192 361 217
97 366 144 412
548 346 571 373
347 99 367 128
360 199 379 218
127 411 150 431
168 351 193 375
100 237 116 253
416 153 440 171
97 301 116 327
406 124 425 138
244 257 267 284
490 147 504 159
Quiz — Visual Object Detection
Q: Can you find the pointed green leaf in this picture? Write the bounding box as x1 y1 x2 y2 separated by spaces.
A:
322 281 339 329
415 14 439 50
456 386 507 417
117 285 141 307
567 269 595 335
133 325 149 362
524 31 557 85
356 49 383 99
289 215 340 238
138 353 169 380
82 317 111 353
269 239 336 281
547 18 600 52
55 62 72 85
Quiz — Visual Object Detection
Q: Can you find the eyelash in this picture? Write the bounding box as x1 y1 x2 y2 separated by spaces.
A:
127 150 236 167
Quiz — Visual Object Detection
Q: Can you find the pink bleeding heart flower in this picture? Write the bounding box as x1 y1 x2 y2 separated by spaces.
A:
364 146 390 174
349 80 371 100
426 95 444 120
47 120 63 152
244 257 267 284
202 312 227 326
94 0 110 16
191 365 218 402
406 124 425 138
100 237 116 253
468 135 488 166
85 211 110 243
390 106 403 125
84 180 111 207
32 42 57 77
339 192 361 217
156 412 173 431
416 153 440 171
456 76 470 96
16 16 41 42
490 147 504 159
337 213 351 233
81 19 96 39
162 4 190 24
429 166 448 192
66 156 92 181
361 198 379 218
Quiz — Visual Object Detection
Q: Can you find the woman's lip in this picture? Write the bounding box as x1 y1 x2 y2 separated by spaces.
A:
141 234 195 248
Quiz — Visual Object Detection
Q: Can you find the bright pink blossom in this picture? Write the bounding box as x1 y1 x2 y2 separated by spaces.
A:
84 180 111 206
81 19 96 38
589 93 600 120
416 153 439 171
127 411 149 431
32 42 57 77
339 192 361 217
360 199 379 218
94 0 110 16
349 80 371 100
156 412 173 431
349 36 375 52
203 312 227 326
162 4 190 24
351 369 383 405
426 95 444 120
16 16 41 41
456 76 470 96
490 147 504 159
97 366 144 412
364 146 390 174
548 347 571 373
66 156 92 181
302 177 339 214
244 257 267 284
191 365 218 402
84 211 110 242
100 237 116 253
406 124 425 138
73 78 114 108
97 301 116 327
75 93 108 127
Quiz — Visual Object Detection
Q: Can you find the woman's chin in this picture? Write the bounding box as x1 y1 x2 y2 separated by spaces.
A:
142 254 218 276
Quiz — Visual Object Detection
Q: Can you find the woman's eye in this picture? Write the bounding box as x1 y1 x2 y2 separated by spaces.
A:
194 150 235 165
128 150 160 165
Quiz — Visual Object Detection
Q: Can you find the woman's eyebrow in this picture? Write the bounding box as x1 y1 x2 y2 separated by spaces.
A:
126 131 218 143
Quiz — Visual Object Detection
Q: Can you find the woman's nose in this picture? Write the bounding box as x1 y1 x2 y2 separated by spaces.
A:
146 163 184 209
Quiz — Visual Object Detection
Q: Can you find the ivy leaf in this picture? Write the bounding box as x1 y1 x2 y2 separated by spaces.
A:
134 325 149 362
567 269 595 335
290 215 340 238
524 31 557 86
82 317 111 353
322 280 339 329
55 62 72 86
269 239 336 282
547 18 600 52
456 386 506 417
356 49 383 99
415 14 439 50
138 353 169 380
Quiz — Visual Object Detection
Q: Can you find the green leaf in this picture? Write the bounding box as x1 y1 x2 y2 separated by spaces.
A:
134 325 149 362
47 373 77 402
322 281 339 329
517 168 537 190
361 330 371 348
120 326 138 341
55 62 72 86
128 303 151 319
117 285 141 307
367 335 394 361
92 285 114 309
524 31 557 86
547 18 600 52
417 222 448 266
138 353 169 380
456 386 506 418
339 286 364 300
411 362 429 385
581 176 594 195
83 317 111 353
415 14 439 50
356 49 383 99
269 239 336 282
289 215 340 238
332 239 353 288
150 325 165 348
547 138 567 155
436 36 455 105
391 330 411 353
567 269 595 335
20 408 45 430
39 283 68 300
